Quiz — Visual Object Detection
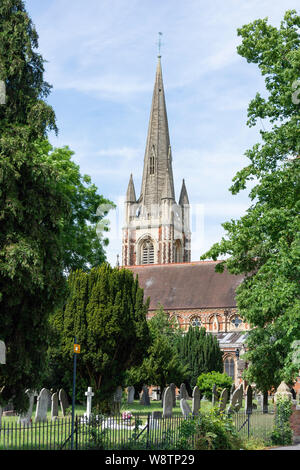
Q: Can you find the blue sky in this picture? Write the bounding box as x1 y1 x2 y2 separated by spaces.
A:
25 0 298 265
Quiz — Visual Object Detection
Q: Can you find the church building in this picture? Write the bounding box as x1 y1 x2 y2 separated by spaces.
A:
122 55 249 386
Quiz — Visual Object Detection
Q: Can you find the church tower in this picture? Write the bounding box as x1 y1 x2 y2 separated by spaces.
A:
122 56 191 266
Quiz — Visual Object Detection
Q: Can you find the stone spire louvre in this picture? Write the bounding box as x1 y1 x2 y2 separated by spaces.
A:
139 56 175 209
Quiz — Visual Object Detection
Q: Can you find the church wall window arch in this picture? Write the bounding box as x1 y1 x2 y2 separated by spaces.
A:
141 238 155 264
174 239 182 263
224 355 235 380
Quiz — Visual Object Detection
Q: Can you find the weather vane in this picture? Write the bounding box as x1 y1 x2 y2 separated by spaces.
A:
157 32 163 57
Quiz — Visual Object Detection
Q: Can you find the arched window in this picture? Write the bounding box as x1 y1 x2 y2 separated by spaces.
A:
142 239 154 264
224 357 235 380
174 240 182 263
149 146 155 175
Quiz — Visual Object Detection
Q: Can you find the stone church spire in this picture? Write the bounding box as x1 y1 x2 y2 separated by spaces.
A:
139 56 175 209
122 57 191 266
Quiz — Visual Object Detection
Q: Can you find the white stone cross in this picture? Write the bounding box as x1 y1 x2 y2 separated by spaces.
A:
85 387 94 420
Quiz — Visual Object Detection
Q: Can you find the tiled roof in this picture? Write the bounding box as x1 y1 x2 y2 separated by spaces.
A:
126 261 244 310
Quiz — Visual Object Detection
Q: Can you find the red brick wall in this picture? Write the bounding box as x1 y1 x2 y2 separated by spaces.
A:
290 405 300 442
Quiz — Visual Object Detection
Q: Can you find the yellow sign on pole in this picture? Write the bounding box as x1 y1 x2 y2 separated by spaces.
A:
74 344 81 354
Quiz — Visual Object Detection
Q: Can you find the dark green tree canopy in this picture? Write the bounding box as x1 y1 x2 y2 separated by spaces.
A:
176 327 223 388
49 265 150 412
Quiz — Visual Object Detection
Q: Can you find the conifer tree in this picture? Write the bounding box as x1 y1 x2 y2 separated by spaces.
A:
50 265 150 413
176 327 223 387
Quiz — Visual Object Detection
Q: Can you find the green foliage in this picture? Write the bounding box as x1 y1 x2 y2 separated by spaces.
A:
201 10 300 392
0 0 69 412
177 408 242 450
196 371 233 400
125 307 188 393
271 396 293 446
34 140 115 272
49 265 150 412
176 327 223 388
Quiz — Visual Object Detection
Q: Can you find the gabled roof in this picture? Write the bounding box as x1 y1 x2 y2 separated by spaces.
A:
126 261 244 310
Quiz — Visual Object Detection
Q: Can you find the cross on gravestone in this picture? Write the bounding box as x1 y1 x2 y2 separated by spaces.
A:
85 387 94 420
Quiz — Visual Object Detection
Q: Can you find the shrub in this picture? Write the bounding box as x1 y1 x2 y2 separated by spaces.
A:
197 371 233 400
271 396 293 446
177 407 242 450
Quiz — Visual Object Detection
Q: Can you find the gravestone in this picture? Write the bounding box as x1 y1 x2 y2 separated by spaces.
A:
163 386 173 418
112 386 122 414
127 386 135 404
179 383 188 400
51 392 59 421
149 411 162 430
245 385 253 414
257 393 263 411
35 388 50 422
192 386 201 416
263 391 268 414
59 388 69 417
227 384 243 414
230 383 235 400
85 387 94 421
170 383 176 407
212 384 218 406
151 387 160 401
219 388 228 413
19 390 34 426
139 385 150 406
0 340 6 364
180 398 192 418
161 387 166 408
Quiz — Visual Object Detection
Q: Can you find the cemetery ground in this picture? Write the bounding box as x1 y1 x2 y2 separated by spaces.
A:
0 397 276 451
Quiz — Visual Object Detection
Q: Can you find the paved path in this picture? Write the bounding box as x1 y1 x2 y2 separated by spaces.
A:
271 443 300 450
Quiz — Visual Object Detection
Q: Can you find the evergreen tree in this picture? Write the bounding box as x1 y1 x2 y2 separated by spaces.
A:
176 327 223 388
0 0 68 411
49 265 150 413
